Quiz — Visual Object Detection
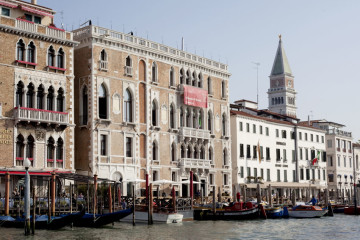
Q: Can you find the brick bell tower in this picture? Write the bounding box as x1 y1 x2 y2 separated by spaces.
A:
268 35 297 117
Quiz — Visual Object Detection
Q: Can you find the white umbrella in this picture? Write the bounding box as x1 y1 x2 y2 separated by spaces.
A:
180 180 200 184
123 179 146 183
152 179 174 185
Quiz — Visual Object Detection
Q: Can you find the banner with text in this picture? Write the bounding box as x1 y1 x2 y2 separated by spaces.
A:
183 85 208 108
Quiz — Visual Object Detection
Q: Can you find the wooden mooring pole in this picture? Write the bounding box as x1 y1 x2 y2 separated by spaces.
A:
212 186 216 214
148 183 153 225
132 185 136 226
32 186 35 235
47 181 51 224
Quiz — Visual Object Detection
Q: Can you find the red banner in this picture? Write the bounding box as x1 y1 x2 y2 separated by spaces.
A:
183 85 208 108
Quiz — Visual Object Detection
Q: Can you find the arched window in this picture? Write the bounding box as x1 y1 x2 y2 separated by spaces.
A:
152 62 157 82
124 89 133 122
100 49 107 61
187 145 192 158
47 86 54 111
171 143 176 162
200 147 205 159
47 137 55 167
126 56 132 67
17 39 25 61
192 71 196 86
26 83 35 108
56 138 64 168
82 86 88 125
57 88 64 112
186 70 190 85
186 109 191 127
209 147 213 162
207 77 212 94
194 146 199 159
180 108 184 127
198 110 203 129
222 113 226 136
208 111 212 133
48 46 55 67
181 145 185 158
16 81 24 107
180 68 184 84
16 135 25 166
99 84 107 119
170 104 175 129
152 141 157 161
57 48 64 69
27 42 35 63
27 135 34 166
170 67 175 86
152 171 158 182
37 85 45 109
192 109 197 128
223 148 228 165
281 97 284 104
221 80 226 98
152 100 158 126
198 73 203 88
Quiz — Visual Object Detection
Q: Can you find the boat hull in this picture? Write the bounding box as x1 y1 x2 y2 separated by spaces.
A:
122 211 183 223
265 207 284 218
288 210 326 218
74 208 133 228
344 206 360 215
194 207 262 221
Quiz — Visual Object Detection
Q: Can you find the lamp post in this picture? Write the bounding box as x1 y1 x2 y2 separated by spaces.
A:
24 158 31 235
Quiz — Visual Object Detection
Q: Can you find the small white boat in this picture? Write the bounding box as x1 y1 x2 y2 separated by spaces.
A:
288 205 327 218
122 211 183 224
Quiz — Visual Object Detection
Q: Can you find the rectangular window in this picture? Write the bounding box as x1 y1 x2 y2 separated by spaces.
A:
260 125 263 134
322 151 327 162
126 137 132 157
316 135 319 142
349 158 352 168
318 169 321 180
344 156 346 167
223 174 228 185
266 147 270 160
300 169 304 180
305 149 309 160
337 139 340 148
293 170 296 182
283 149 287 162
300 148 303 160
34 16 41 24
327 140 332 148
253 124 256 133
277 170 281 182
260 146 264 159
299 132 302 140
247 167 251 177
276 149 280 161
267 169 270 181
253 145 257 159
25 13 32 22
321 136 324 143
328 174 334 182
240 167 244 178
100 135 107 156
276 129 279 138
240 144 244 158
312 169 315 180
254 168 257 178
282 130 287 139
292 150 295 162
338 156 340 167
311 149 315 160
209 174 214 185
246 123 250 132
310 134 314 142
239 122 243 131
348 141 352 150
305 133 308 141
306 169 310 180
323 170 326 181
291 131 295 139
328 156 333 167
265 127 269 136
1 7 10 16
246 145 251 158
260 168 264 179
172 172 176 182
284 170 288 182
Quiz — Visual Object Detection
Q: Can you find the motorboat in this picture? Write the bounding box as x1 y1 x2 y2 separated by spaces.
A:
286 205 327 218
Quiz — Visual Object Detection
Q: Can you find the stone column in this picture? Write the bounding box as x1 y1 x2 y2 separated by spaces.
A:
51 172 56 216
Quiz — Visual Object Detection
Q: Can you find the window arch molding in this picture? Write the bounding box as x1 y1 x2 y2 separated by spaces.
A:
169 66 175 87
124 87 134 122
169 103 176 129
27 41 36 64
16 39 25 61
171 142 177 162
57 47 65 69
98 82 110 119
151 61 158 83
47 45 56 67
151 99 159 127
152 140 159 161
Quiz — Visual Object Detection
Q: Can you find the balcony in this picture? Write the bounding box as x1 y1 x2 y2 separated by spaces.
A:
124 66 133 76
179 127 210 143
179 158 211 169
99 60 108 71
327 128 352 138
14 107 69 126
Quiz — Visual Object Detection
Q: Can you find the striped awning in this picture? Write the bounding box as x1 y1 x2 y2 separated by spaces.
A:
21 5 53 18
0 0 17 8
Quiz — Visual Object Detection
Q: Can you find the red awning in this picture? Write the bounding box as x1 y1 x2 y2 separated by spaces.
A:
0 0 18 8
0 170 72 176
21 5 53 18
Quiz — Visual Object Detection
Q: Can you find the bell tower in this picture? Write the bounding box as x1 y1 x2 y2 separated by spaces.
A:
268 35 297 117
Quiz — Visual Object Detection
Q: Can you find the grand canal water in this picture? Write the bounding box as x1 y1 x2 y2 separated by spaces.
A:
1 214 360 240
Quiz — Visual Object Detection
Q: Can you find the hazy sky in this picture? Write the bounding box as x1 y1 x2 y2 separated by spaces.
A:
38 0 360 141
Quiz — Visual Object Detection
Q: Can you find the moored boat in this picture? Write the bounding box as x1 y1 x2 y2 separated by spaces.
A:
122 211 183 224
287 205 327 218
344 206 360 215
265 205 288 218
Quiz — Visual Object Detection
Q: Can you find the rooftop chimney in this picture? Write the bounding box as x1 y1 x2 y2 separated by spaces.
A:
31 0 37 4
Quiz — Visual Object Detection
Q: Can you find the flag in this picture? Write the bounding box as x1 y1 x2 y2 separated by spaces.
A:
312 151 320 165
258 140 261 163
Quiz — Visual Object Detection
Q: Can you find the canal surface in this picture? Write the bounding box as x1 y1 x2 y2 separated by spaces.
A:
1 214 360 240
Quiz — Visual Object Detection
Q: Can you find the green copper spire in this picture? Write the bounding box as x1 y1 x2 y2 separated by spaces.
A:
270 35 292 76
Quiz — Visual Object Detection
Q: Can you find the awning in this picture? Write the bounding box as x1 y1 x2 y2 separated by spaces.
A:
0 0 18 8
0 170 71 176
21 5 53 18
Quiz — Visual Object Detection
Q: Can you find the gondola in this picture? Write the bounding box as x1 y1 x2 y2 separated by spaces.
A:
0 209 85 229
73 207 133 228
194 202 266 221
